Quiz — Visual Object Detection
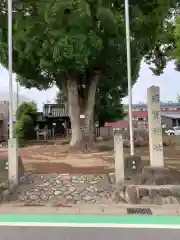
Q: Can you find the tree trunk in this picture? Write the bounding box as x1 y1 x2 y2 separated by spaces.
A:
61 81 68 115
67 74 99 151
67 79 82 148
82 75 99 150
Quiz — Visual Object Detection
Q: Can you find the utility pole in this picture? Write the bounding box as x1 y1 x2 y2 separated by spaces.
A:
8 0 18 187
125 0 134 155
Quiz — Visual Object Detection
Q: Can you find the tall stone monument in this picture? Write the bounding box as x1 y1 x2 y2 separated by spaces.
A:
113 128 124 183
147 85 164 167
8 138 19 188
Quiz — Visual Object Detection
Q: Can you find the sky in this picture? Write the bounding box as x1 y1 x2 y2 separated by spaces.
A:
0 61 180 111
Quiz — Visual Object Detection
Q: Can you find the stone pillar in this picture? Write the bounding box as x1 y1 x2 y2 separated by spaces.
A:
113 128 124 183
147 85 164 167
8 138 18 188
0 101 9 140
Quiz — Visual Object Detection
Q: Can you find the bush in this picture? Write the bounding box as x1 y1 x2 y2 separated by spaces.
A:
16 101 37 121
14 101 37 146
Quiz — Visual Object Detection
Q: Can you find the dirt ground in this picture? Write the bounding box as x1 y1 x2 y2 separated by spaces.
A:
0 136 180 174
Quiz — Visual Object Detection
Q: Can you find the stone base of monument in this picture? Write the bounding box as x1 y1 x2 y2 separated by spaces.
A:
0 154 24 201
111 165 180 204
141 166 180 185
111 182 180 205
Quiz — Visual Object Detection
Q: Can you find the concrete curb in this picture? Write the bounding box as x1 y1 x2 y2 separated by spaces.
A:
0 203 180 215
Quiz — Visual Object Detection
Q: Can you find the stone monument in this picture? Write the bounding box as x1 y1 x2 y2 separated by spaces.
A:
8 138 19 188
113 128 124 183
147 85 164 167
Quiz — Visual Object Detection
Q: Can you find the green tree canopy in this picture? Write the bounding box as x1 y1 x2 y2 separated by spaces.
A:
172 14 180 69
0 0 177 148
94 77 126 124
144 2 180 75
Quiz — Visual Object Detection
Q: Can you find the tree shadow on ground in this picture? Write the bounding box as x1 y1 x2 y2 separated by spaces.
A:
25 162 114 174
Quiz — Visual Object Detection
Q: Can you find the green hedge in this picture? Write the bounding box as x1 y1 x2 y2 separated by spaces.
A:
14 101 37 146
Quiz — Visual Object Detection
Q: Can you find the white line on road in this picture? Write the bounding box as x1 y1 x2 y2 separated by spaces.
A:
0 222 180 229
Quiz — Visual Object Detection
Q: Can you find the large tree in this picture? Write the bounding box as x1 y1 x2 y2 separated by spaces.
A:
0 0 177 149
56 81 126 125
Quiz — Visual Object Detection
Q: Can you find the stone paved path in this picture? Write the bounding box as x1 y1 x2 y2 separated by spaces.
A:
11 173 114 206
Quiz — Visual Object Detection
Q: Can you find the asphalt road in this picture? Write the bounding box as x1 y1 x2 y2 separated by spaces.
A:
0 227 180 240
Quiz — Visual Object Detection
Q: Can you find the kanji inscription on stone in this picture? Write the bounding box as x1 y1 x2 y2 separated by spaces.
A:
151 92 160 104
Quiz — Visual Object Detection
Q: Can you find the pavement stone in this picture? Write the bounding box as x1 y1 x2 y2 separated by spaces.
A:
102 206 127 215
0 204 180 215
77 205 104 214
151 208 179 216
3 172 180 210
10 173 114 206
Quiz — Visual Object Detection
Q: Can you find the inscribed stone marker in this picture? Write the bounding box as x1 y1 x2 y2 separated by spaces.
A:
147 85 164 167
8 138 19 188
113 128 124 183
